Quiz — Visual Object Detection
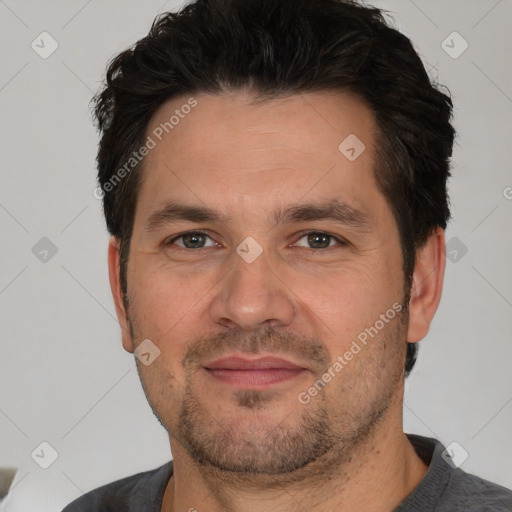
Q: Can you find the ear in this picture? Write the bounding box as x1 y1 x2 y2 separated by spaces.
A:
407 227 446 343
108 236 135 353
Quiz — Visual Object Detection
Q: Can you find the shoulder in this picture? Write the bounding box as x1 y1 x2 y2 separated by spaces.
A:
61 461 173 512
444 467 512 511
401 434 512 512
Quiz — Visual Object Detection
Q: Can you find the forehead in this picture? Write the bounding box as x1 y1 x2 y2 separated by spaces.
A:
147 90 374 163
135 90 383 223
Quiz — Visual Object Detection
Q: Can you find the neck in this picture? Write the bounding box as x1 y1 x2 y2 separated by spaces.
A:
161 397 428 512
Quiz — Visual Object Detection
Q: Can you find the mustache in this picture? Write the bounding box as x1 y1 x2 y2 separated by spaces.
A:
182 327 331 374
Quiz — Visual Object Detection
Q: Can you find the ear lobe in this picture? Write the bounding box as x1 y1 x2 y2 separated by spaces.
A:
107 236 134 353
406 227 446 343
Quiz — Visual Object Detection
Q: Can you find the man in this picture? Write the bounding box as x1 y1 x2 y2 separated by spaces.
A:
63 0 512 510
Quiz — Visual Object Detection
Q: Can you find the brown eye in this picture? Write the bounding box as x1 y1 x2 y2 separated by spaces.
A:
307 233 332 249
167 232 216 249
295 232 345 249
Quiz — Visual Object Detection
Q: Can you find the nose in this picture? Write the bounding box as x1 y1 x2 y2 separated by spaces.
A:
209 245 296 332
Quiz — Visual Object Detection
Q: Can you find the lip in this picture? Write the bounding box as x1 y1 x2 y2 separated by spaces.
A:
203 355 307 389
204 356 304 370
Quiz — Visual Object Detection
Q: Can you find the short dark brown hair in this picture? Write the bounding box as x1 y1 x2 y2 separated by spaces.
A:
93 0 455 376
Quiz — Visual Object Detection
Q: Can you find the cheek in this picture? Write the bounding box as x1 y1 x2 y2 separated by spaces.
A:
131 261 205 321
295 260 402 346
127 266 208 374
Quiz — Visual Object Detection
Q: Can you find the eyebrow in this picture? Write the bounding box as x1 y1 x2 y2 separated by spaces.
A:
144 203 227 233
272 200 372 231
144 199 372 234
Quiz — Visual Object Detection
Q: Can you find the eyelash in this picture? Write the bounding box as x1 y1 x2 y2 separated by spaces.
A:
164 230 348 251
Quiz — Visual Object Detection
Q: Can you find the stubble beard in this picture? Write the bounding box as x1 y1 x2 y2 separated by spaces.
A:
128 302 408 483
173 323 407 481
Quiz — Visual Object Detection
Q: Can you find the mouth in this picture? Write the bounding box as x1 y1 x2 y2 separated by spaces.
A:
202 355 308 389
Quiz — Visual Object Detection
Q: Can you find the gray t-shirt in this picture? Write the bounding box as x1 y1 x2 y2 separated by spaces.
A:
62 434 512 511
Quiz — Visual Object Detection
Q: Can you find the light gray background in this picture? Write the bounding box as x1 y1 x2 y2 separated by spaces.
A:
0 1 511 510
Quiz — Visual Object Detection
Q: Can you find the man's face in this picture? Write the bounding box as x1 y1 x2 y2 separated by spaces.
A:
117 91 411 476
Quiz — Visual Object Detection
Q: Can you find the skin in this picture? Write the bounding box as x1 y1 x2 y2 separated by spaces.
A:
108 90 446 512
